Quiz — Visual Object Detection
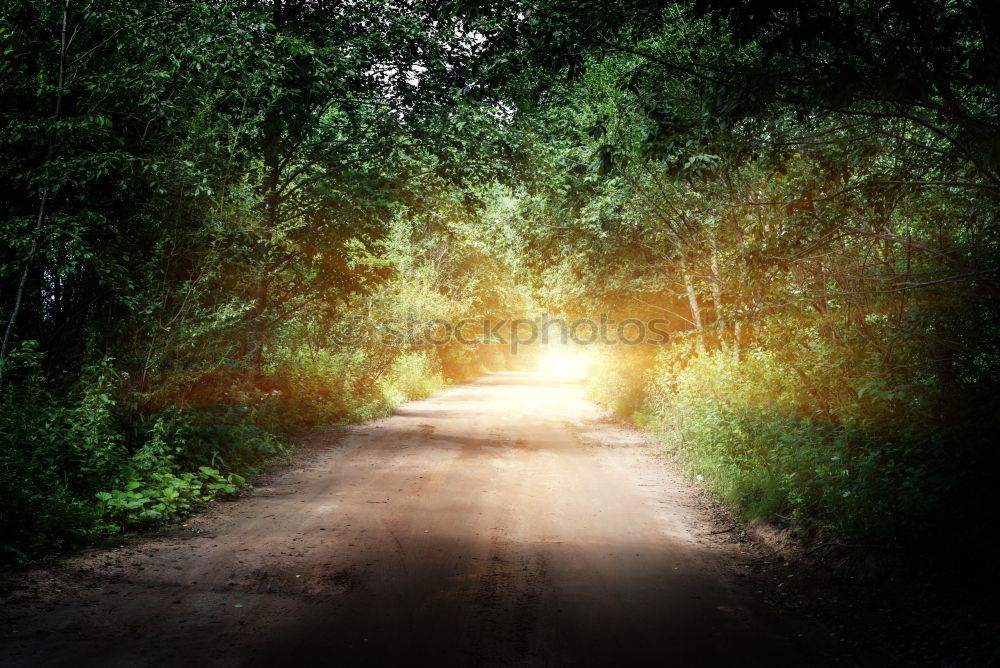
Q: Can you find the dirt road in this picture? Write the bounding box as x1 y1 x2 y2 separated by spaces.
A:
2 373 833 667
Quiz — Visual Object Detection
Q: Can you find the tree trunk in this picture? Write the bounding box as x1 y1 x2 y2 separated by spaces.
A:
709 234 725 334
733 320 742 363
679 254 705 352
247 142 280 380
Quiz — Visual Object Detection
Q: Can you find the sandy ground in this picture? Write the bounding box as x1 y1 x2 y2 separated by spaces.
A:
1 373 838 667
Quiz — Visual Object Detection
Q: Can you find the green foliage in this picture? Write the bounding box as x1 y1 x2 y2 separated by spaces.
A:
639 348 933 540
585 349 653 420
0 365 276 564
381 352 446 406
94 418 248 531
0 360 118 565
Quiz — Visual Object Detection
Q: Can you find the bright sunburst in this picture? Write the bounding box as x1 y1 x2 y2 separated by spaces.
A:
537 348 590 380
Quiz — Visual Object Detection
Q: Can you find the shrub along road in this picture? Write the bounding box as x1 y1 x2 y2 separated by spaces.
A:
2 373 840 666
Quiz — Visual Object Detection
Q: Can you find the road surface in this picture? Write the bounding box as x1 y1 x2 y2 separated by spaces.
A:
2 373 831 666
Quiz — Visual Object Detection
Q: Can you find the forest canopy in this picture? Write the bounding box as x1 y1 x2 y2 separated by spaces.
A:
1 0 997 566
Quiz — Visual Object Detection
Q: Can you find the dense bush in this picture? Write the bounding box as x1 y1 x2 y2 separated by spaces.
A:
584 310 996 546
585 349 651 420
644 347 933 540
0 346 472 567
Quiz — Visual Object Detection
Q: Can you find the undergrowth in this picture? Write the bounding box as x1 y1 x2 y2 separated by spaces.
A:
586 325 994 549
0 349 457 568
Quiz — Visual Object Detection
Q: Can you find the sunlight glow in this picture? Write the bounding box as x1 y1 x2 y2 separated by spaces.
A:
537 348 590 380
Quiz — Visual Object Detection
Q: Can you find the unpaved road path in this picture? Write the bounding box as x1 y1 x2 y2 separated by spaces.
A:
2 373 835 666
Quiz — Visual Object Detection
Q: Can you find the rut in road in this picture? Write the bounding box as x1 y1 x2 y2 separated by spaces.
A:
1 373 833 667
